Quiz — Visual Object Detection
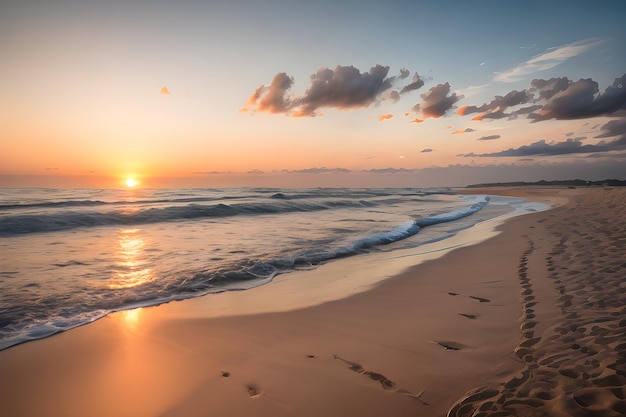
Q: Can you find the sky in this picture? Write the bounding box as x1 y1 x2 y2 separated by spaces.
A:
1 0 626 188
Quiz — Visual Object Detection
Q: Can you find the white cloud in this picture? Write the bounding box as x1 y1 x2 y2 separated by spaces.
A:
456 84 489 99
494 38 605 83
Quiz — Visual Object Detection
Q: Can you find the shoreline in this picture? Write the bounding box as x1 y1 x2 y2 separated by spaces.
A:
1 187 624 417
0 189 547 351
150 191 549 321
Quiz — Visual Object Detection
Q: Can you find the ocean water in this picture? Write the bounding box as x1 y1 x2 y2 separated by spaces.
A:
0 187 546 350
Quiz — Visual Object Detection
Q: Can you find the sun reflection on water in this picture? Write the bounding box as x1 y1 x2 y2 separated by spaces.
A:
109 229 153 289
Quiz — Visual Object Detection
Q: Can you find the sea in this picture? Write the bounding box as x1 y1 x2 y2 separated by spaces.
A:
0 187 548 350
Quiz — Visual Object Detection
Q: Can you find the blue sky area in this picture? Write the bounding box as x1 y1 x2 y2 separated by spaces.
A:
2 0 625 187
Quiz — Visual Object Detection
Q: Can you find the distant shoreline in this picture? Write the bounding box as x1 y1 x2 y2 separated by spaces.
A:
466 178 626 188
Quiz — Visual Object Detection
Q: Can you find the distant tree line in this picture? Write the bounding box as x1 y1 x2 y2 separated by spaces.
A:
466 179 626 188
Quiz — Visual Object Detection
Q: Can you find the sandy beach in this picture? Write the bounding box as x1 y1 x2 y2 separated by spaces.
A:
1 187 625 417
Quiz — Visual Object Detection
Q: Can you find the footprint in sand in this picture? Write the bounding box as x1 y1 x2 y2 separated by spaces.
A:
469 296 491 303
333 354 430 404
333 354 394 389
245 384 262 398
430 340 467 351
446 292 491 303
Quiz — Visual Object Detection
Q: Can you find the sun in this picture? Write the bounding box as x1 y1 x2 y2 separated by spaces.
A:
125 178 138 188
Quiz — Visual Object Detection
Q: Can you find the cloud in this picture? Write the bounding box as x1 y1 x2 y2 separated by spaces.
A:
458 73 626 122
379 113 394 121
456 84 489 99
585 151 626 160
249 72 294 114
243 65 439 118
508 105 543 118
452 128 475 135
399 73 425 94
532 73 626 120
245 65 399 117
420 148 433 153
596 118 626 139
192 171 235 175
287 167 352 174
411 82 462 120
365 167 417 174
460 137 626 157
477 135 501 141
160 86 171 95
530 77 570 100
247 169 265 174
387 91 401 104
296 65 394 116
461 104 543 120
532 78 599 120
494 38 604 82
457 89 532 117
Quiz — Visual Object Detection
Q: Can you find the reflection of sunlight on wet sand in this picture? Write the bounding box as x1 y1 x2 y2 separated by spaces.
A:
108 229 153 289
121 308 142 330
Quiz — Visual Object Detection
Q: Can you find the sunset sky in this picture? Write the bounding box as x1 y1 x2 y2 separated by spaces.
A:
2 0 625 188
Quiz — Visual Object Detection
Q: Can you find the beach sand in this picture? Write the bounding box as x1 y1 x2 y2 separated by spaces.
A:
1 187 625 417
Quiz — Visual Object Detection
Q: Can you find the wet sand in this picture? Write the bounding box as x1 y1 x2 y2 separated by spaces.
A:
1 187 624 417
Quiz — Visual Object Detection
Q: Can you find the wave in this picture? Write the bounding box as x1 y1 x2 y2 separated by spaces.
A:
0 199 374 236
338 221 421 254
0 195 491 351
4 197 492 307
1 195 489 238
182 196 492 284
416 196 490 227
0 310 109 351
0 195 252 211
0 188 453 211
